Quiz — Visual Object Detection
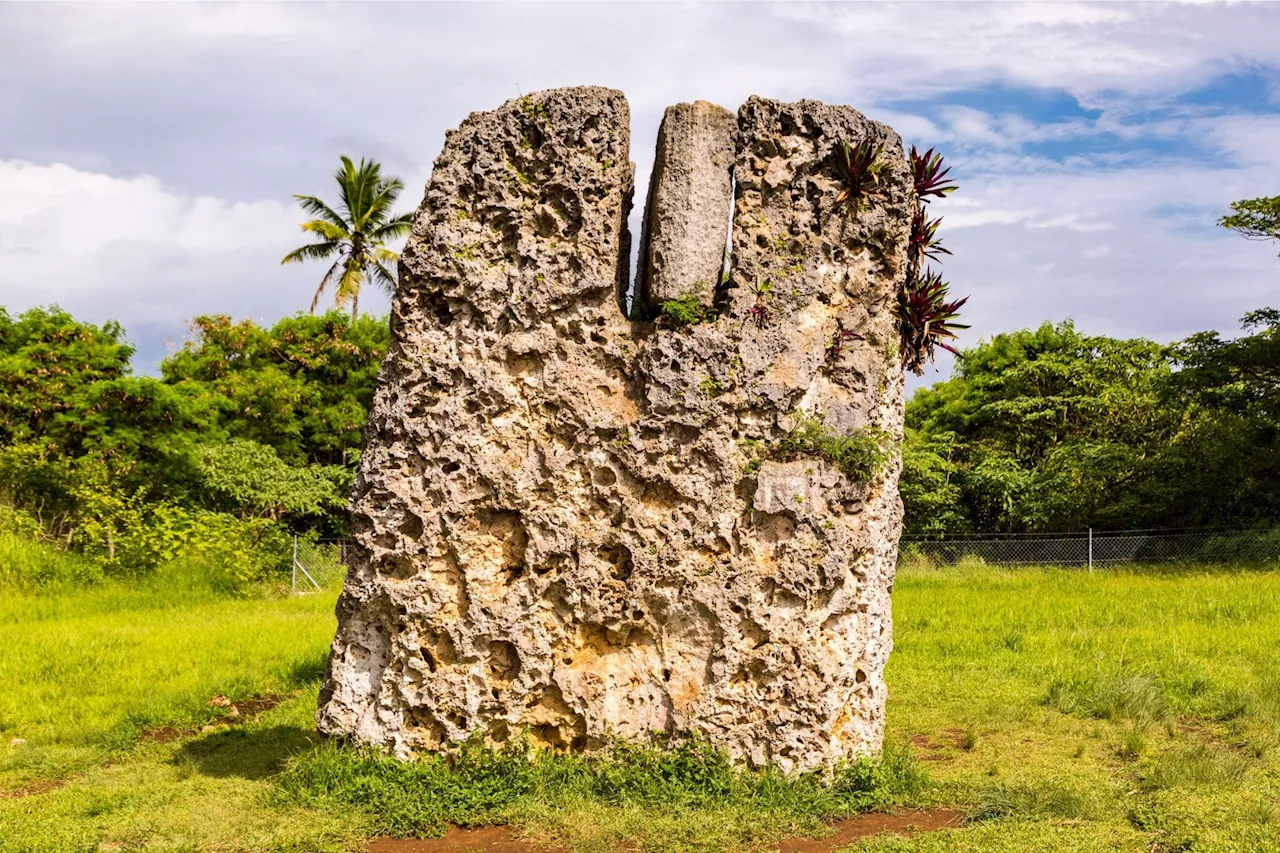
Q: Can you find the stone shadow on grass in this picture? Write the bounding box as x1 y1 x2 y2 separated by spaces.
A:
177 724 320 781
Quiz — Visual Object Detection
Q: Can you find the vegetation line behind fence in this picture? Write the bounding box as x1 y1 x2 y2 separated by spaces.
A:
900 526 1280 567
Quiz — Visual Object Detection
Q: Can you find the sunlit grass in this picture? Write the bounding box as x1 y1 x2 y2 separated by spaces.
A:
2 561 1278 852
0 565 338 785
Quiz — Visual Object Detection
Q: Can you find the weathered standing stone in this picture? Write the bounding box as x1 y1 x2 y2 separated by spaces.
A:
635 101 736 317
318 88 912 773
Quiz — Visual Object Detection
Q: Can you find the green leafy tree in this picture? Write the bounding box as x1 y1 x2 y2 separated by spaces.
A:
282 156 414 317
0 307 211 504
903 313 1280 533
1218 196 1280 254
161 311 389 468
1161 309 1280 524
905 321 1175 532
198 440 349 522
899 429 966 535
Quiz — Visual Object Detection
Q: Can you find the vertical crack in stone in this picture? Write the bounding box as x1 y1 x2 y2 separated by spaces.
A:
319 89 910 774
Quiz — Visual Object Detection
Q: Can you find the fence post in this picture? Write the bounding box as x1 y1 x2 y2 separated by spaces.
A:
1088 528 1093 574
292 535 298 594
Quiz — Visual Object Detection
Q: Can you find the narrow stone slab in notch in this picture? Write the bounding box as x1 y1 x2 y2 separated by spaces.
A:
636 100 736 317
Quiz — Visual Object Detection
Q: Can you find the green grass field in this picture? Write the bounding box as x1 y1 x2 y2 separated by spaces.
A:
2 557 1278 853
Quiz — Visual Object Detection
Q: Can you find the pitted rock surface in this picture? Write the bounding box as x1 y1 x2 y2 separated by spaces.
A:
318 87 910 773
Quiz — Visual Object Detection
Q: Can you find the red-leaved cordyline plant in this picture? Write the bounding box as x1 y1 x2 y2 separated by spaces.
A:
899 146 967 374
910 145 958 201
898 268 970 374
833 140 887 210
909 207 951 266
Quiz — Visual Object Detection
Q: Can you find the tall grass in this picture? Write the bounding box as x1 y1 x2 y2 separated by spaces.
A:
0 530 102 589
891 563 1280 729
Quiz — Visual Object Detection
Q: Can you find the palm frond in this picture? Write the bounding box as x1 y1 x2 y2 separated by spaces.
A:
291 195 348 230
300 219 350 241
370 212 414 243
370 260 399 297
358 176 404 233
334 259 366 309
282 240 342 265
310 261 341 313
335 155 359 223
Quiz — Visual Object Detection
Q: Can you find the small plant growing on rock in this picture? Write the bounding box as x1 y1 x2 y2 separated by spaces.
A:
775 414 893 482
898 146 968 374
898 268 969 371
909 207 950 264
698 376 723 399
658 283 716 328
833 140 887 211
910 146 958 201
745 277 773 329
825 322 864 362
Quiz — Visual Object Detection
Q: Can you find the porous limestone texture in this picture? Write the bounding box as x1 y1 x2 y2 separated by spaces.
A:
635 100 736 317
317 87 912 773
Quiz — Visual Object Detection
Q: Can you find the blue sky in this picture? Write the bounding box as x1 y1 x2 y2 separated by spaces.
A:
1 2 1277 385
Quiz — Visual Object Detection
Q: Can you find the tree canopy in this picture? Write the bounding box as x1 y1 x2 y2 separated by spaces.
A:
902 313 1280 534
1219 196 1280 254
0 308 388 558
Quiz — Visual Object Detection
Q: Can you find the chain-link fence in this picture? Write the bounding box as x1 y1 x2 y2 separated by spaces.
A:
291 537 352 593
900 527 1280 569
290 528 1280 587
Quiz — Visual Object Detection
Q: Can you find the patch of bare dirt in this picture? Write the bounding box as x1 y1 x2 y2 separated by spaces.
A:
0 778 66 799
910 733 949 761
367 826 559 853
364 809 965 853
139 691 298 744
1177 720 1250 755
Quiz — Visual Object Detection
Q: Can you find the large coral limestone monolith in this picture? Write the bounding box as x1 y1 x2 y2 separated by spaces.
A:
317 87 912 773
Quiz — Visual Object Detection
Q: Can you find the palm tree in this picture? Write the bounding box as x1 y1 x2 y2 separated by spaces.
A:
282 156 414 318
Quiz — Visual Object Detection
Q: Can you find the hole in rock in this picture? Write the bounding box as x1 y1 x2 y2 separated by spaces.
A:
442 461 462 475
425 291 454 327
399 514 424 539
378 555 417 581
604 544 633 581
488 640 522 683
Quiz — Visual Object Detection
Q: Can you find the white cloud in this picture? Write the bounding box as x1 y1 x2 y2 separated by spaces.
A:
0 160 294 302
